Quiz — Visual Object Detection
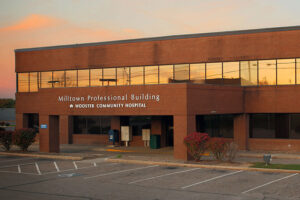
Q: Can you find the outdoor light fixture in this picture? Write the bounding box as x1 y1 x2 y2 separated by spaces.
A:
99 78 117 86
48 80 60 83
263 154 272 166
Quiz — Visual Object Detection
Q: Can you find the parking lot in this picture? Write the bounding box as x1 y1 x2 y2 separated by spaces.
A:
0 155 299 200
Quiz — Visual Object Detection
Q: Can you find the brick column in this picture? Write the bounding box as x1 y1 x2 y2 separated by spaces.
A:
233 114 249 150
151 117 165 147
173 115 196 160
111 116 120 131
39 115 50 152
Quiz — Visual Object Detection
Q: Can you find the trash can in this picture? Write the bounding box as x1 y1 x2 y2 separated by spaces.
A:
150 135 160 149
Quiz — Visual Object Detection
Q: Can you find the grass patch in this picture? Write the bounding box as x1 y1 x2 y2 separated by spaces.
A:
116 154 122 158
251 162 300 171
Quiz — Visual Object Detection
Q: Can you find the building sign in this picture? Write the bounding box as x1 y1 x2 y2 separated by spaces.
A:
40 124 47 129
58 93 160 109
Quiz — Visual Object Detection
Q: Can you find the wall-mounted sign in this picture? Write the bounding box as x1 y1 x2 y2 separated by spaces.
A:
40 124 47 129
58 93 161 109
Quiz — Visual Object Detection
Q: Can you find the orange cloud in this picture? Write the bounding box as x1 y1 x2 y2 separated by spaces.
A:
0 14 61 32
0 14 144 98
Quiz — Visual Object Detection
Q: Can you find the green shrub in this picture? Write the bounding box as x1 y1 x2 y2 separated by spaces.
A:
208 138 228 161
14 128 37 151
0 131 13 151
184 132 210 161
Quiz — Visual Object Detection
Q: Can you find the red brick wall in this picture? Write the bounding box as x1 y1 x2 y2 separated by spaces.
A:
248 139 300 152
16 30 300 72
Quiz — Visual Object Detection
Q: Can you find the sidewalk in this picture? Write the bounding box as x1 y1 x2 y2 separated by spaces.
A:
2 144 300 165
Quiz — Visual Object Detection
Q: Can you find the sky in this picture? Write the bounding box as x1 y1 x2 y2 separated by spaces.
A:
1 0 300 98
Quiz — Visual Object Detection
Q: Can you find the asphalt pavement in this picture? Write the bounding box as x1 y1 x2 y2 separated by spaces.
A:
0 154 299 200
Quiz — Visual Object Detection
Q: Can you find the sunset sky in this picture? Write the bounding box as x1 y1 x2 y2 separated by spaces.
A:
1 0 300 98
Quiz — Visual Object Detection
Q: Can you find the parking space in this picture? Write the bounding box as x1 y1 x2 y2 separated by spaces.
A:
0 155 299 199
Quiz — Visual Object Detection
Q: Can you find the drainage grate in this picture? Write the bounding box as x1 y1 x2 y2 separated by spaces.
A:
58 173 82 178
164 166 178 170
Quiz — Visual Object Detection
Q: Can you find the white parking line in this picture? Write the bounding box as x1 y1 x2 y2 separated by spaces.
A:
17 165 21 173
181 170 243 189
242 173 298 194
84 165 159 180
73 161 78 170
35 162 42 175
129 168 200 184
53 162 60 172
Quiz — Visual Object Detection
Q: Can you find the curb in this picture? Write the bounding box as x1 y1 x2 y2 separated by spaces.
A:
106 158 300 174
239 153 300 160
0 152 84 161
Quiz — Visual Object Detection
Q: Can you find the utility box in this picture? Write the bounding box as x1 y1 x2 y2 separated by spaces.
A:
150 135 161 149
121 126 132 146
142 129 151 147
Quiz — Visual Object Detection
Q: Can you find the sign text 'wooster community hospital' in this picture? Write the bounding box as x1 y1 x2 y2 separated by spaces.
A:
58 93 160 109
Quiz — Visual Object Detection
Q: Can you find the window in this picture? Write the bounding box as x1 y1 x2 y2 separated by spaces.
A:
196 115 234 138
120 116 151 136
174 64 189 82
18 73 29 92
223 62 240 85
26 113 39 133
250 114 289 138
130 67 144 85
190 63 205 84
145 66 158 84
159 65 173 84
290 114 300 139
29 72 38 92
65 70 77 87
103 68 116 86
206 62 222 84
277 59 295 85
40 71 53 88
297 59 300 84
53 71 65 88
117 67 130 85
241 60 258 86
90 69 102 87
73 116 111 134
78 69 90 87
259 60 276 85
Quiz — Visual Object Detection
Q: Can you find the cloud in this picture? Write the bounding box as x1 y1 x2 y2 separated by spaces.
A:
0 14 144 98
0 14 62 32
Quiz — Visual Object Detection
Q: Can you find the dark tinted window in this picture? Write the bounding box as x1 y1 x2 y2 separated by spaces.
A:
196 115 233 138
73 116 111 134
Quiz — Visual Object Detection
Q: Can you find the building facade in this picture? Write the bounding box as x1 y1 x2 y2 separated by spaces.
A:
15 26 300 160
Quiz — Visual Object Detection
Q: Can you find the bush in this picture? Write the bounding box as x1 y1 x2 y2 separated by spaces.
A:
0 131 13 151
184 132 210 161
14 128 37 151
208 138 228 161
225 142 239 162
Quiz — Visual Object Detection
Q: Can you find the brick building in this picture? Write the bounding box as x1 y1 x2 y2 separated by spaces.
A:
15 26 300 160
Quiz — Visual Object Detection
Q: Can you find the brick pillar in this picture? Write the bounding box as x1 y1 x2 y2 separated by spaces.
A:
151 117 165 147
174 115 196 160
16 114 23 129
39 115 50 152
233 114 249 150
59 115 70 144
111 116 120 131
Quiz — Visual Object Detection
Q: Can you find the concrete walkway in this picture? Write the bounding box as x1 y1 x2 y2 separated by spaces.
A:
2 144 300 165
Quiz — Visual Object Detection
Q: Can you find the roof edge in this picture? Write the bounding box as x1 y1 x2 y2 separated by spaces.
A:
15 25 300 52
